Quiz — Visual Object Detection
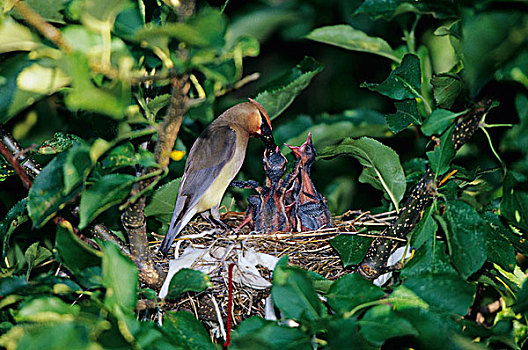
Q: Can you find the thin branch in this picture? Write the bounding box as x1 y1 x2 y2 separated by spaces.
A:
0 138 33 189
12 1 72 53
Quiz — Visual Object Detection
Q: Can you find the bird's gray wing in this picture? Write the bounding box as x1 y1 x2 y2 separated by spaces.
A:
178 125 237 211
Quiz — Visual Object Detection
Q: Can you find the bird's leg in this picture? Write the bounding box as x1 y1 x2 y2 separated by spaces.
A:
203 206 230 231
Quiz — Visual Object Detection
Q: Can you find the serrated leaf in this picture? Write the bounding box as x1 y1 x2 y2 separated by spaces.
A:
165 268 212 300
319 137 406 209
28 152 81 228
426 125 455 175
445 200 487 280
421 109 459 136
386 99 422 134
79 174 137 229
431 73 462 108
1 198 28 258
272 262 324 321
326 274 385 314
403 273 475 315
355 0 458 21
306 25 398 61
145 179 181 223
330 234 374 267
480 211 516 272
359 305 419 346
231 317 312 350
163 311 215 349
255 56 323 120
362 54 421 100
102 242 138 312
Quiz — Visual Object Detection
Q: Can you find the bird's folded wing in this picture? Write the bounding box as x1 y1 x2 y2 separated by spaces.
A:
178 126 237 210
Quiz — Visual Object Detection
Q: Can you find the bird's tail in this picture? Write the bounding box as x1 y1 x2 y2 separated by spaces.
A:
158 197 195 256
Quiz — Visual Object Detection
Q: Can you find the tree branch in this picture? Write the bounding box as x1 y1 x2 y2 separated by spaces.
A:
357 98 493 280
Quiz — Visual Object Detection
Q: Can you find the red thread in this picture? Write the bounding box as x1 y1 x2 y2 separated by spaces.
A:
224 263 235 348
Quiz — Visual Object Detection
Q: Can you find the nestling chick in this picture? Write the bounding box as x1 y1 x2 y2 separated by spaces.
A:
286 132 333 231
159 99 273 255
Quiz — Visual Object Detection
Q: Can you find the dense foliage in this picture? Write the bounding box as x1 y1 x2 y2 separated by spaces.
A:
1 0 528 349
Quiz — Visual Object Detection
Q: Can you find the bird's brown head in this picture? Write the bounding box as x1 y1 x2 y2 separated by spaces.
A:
248 98 274 147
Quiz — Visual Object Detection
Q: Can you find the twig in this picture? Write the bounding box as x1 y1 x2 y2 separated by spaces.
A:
0 137 33 189
12 1 72 53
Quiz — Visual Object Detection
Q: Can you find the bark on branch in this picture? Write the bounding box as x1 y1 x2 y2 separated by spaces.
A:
357 98 494 280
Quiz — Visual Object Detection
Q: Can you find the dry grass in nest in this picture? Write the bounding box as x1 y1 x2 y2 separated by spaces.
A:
149 210 397 341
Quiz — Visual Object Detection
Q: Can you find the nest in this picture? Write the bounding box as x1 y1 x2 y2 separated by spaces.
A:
151 210 396 342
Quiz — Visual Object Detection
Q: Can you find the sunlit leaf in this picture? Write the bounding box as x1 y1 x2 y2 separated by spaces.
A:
319 137 406 208
306 25 398 61
0 17 42 53
255 56 323 120
102 242 138 312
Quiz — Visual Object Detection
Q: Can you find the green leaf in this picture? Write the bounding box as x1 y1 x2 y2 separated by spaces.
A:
431 73 462 108
408 206 436 250
133 8 226 49
231 317 312 350
255 56 324 120
386 99 422 134
0 16 42 54
480 211 516 272
426 125 455 175
421 109 459 136
501 93 528 153
55 226 102 271
500 171 528 232
326 317 376 350
165 268 212 300
24 242 52 278
359 304 419 346
28 152 80 228
355 0 458 21
513 279 528 314
163 311 214 349
330 234 374 267
79 174 136 229
102 242 138 312
388 286 429 310
402 241 456 277
362 54 422 101
326 274 385 314
63 143 93 195
306 25 398 61
99 142 137 171
145 179 181 223
0 54 44 124
16 296 80 322
20 0 69 23
271 262 325 321
1 198 28 258
319 137 406 208
81 0 129 29
0 276 29 297
461 11 527 94
63 53 128 119
445 200 487 280
403 273 476 315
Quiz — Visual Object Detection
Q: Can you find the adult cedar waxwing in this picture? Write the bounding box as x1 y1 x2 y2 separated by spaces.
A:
159 99 274 255
286 132 333 231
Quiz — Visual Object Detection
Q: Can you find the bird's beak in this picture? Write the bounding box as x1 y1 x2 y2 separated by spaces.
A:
285 143 302 158
248 98 275 146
